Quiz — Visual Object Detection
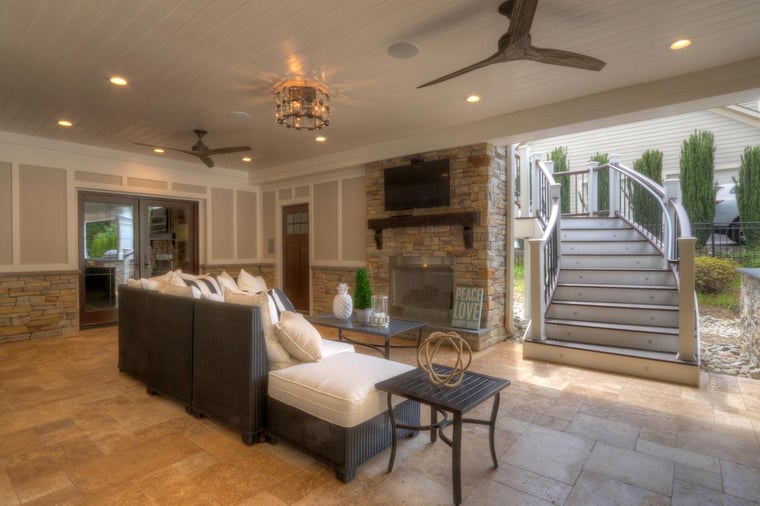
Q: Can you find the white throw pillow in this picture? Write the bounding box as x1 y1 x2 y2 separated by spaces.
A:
216 270 241 294
225 291 291 366
275 311 323 363
238 268 267 293
126 278 142 288
140 270 176 291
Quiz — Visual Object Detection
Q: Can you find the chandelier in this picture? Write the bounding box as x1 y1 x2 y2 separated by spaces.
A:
275 80 331 131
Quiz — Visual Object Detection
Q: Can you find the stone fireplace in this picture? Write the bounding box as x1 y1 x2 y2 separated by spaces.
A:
390 256 454 326
365 143 508 350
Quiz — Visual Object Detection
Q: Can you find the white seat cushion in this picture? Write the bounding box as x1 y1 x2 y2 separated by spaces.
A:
268 353 413 428
320 339 354 358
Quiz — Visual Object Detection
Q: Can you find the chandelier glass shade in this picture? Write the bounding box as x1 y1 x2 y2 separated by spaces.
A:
275 81 331 131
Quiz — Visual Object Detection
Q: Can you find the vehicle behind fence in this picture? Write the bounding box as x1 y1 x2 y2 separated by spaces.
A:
693 221 760 266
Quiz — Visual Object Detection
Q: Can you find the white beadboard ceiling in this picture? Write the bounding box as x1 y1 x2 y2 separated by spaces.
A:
1 0 760 182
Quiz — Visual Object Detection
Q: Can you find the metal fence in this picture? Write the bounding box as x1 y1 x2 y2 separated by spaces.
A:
692 222 760 266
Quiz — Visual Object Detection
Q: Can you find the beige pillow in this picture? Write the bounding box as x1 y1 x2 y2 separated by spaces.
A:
126 278 142 288
238 268 267 293
217 270 240 294
225 291 291 366
275 311 323 363
159 284 195 298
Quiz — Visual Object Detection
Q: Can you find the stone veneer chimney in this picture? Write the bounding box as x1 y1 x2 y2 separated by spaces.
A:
365 143 508 351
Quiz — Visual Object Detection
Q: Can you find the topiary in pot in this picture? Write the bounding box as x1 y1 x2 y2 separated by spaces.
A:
354 268 372 323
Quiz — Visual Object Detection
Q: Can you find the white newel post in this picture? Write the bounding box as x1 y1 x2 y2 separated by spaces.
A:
677 237 697 362
609 155 621 217
587 161 599 216
528 237 545 340
664 179 681 261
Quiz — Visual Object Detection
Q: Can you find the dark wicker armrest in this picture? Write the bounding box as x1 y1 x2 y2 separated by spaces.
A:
117 285 149 381
192 299 269 444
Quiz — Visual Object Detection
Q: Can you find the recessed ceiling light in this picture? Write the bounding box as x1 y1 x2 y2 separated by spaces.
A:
670 39 692 50
153 147 165 153
466 95 481 103
388 42 419 59
109 76 128 86
242 156 252 162
315 136 327 142
57 119 73 127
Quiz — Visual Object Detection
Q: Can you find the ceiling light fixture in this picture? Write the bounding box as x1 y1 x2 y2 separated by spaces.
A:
466 95 481 103
109 76 128 86
242 156 252 162
670 39 692 50
57 119 73 127
315 136 326 142
153 147 165 153
275 80 330 131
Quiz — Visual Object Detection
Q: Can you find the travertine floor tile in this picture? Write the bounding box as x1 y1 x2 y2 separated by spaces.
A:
584 442 674 495
2 326 760 505
721 460 760 503
502 425 594 484
565 470 670 506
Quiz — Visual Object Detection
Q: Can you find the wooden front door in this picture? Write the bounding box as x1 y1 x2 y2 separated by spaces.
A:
282 204 309 312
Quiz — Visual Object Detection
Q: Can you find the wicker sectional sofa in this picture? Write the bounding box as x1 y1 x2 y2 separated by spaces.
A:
117 284 420 481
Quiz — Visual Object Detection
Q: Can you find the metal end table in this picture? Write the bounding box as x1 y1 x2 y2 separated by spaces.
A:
376 365 511 505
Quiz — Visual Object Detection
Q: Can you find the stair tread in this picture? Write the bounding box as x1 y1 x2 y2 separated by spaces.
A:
550 300 678 311
557 282 676 290
561 267 671 272
562 252 661 256
545 318 679 334
523 338 696 364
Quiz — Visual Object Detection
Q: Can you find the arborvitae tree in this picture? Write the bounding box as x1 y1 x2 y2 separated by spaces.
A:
632 149 663 230
354 268 372 310
680 130 715 247
591 152 609 214
549 147 570 213
737 145 760 245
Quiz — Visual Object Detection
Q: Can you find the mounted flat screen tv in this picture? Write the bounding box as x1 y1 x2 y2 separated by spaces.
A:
384 158 451 211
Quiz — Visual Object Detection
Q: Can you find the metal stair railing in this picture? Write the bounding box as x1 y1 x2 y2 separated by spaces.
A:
526 156 698 362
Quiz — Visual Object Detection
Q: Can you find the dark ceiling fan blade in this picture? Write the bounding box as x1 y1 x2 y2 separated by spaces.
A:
198 154 215 168
206 146 251 155
524 46 606 71
417 53 503 88
503 0 538 42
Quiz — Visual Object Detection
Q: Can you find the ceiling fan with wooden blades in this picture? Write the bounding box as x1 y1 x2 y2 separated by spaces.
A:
135 129 251 168
418 0 606 89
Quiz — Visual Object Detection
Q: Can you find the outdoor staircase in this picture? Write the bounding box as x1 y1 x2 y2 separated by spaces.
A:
523 216 701 385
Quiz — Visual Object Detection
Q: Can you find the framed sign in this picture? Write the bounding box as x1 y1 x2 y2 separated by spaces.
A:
451 286 484 330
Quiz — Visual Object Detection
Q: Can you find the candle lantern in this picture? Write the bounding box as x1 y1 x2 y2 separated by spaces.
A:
370 295 389 327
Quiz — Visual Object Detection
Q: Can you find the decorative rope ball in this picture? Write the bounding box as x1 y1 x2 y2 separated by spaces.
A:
417 331 472 388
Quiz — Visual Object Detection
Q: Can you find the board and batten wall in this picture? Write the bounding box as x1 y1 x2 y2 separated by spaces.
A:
0 131 267 342
259 169 367 315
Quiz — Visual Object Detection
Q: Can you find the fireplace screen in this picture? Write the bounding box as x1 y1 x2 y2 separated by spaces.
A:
390 256 454 326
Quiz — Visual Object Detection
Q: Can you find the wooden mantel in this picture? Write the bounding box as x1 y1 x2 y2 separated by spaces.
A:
367 210 480 249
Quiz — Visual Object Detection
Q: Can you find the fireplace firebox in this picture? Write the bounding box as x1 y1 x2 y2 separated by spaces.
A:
390 256 454 326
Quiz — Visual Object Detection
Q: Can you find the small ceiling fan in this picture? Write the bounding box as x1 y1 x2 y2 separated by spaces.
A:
418 0 606 88
135 129 251 168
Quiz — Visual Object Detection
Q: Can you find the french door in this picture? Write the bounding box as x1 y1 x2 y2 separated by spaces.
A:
78 192 198 326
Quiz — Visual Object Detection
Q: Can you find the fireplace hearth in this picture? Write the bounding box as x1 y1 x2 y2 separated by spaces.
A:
390 256 454 326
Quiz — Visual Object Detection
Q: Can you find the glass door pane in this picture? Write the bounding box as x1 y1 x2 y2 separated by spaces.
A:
79 193 137 326
142 200 197 278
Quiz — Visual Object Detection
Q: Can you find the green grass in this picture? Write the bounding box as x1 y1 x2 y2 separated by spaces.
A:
697 275 741 313
513 262 525 294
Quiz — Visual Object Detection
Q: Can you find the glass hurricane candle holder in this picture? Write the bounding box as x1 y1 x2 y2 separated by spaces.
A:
370 295 389 327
